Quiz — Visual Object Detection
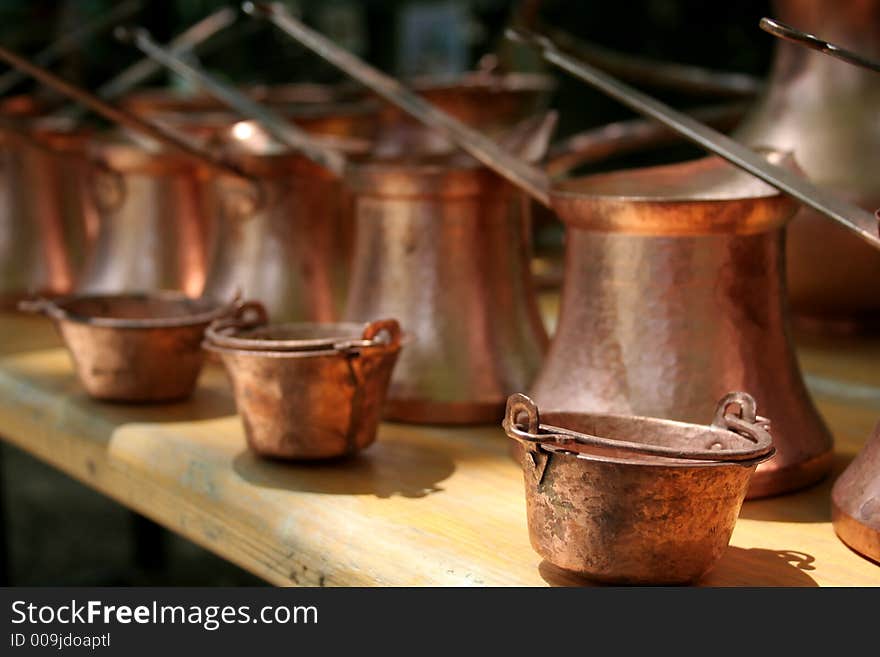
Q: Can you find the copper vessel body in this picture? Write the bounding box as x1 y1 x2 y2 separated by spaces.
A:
735 0 880 328
19 292 235 402
343 160 547 424
503 393 774 585
201 124 361 322
531 155 833 497
0 121 95 307
832 421 880 563
76 139 210 297
205 307 401 460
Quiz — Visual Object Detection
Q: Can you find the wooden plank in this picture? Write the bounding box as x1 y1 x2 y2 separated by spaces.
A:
0 313 878 586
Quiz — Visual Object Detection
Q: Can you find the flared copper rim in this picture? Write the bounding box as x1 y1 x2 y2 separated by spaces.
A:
19 291 238 329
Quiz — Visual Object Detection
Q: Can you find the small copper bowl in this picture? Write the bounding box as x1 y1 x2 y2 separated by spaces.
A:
503 392 775 585
204 302 402 460
19 292 238 402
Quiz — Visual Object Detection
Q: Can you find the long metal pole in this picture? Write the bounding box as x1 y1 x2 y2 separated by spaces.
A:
508 27 880 250
243 1 552 206
0 0 145 96
118 26 347 177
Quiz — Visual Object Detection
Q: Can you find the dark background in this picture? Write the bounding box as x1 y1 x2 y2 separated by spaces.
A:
0 0 774 585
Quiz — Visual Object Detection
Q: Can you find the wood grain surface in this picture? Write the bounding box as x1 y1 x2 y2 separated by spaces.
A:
0 313 878 586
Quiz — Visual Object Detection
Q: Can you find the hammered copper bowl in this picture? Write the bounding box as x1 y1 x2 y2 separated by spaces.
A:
19 292 236 402
503 393 775 585
204 307 401 460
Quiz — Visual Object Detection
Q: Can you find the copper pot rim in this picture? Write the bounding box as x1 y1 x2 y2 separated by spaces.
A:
18 291 239 329
204 306 403 358
87 135 204 174
345 157 508 197
551 148 794 204
503 392 775 468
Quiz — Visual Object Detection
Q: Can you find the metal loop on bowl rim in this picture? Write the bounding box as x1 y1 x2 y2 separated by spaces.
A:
503 391 774 463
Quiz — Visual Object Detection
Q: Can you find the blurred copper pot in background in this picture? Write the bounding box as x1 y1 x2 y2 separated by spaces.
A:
343 155 548 424
76 136 210 297
0 116 95 307
735 0 880 330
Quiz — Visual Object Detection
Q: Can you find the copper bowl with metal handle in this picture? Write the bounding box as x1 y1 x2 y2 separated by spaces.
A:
502 391 775 585
19 291 239 402
204 301 402 460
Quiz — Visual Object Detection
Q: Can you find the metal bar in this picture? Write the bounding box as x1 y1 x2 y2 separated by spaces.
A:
56 7 239 120
508 27 880 251
118 25 347 177
0 0 145 97
536 20 762 98
0 43 252 183
760 17 880 73
243 1 552 206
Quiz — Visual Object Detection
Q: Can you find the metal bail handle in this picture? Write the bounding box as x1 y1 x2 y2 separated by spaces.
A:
711 391 771 443
206 299 269 340
503 393 541 439
333 318 402 354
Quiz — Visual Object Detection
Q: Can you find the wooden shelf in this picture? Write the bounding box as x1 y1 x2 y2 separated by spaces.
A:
0 313 878 586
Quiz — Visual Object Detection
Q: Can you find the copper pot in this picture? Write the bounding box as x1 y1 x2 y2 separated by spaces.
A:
530 153 833 498
343 155 548 424
373 69 555 156
503 392 774 584
198 121 365 321
832 421 880 564
735 0 880 329
204 302 401 460
76 136 212 297
19 291 237 402
0 118 96 307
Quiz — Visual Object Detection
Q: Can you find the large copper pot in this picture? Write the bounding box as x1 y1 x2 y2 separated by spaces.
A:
735 0 880 329
343 155 548 424
76 136 210 297
0 117 95 306
529 153 833 498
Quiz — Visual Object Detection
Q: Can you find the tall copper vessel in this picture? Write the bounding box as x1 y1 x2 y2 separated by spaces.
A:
0 118 95 306
343 156 547 424
529 154 833 498
832 421 880 564
735 0 880 329
202 122 362 321
77 136 210 297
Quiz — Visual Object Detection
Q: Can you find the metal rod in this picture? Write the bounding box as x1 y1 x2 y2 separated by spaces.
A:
760 17 880 73
533 20 762 99
545 102 747 177
117 25 347 177
0 0 145 97
56 7 239 120
243 1 552 206
508 27 880 251
0 43 252 183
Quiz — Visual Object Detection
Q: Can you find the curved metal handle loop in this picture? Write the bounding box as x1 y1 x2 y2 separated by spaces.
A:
503 393 541 439
712 391 771 445
713 391 757 427
333 318 402 354
17 297 55 317
89 160 127 214
362 318 401 348
206 299 268 341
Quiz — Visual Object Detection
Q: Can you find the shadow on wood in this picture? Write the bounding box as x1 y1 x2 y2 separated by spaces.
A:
232 441 456 499
536 546 820 587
